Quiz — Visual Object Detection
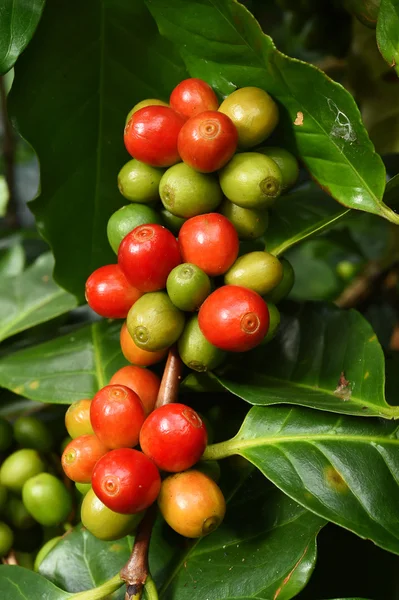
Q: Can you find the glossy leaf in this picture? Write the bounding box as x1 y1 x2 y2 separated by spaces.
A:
0 566 71 599
0 319 127 403
0 252 77 343
9 0 187 301
204 406 399 554
0 0 45 74
377 0 399 75
0 243 25 277
214 303 399 419
145 0 398 224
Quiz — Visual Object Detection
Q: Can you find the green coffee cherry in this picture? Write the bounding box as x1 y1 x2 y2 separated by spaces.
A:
225 251 283 296
219 153 282 209
75 482 92 496
178 315 226 373
13 416 53 452
127 292 185 352
261 303 281 345
81 488 144 541
336 260 358 281
118 159 164 203
0 449 45 494
22 473 72 527
0 417 13 452
159 163 222 218
5 495 35 530
107 203 162 254
257 147 299 191
0 522 13 557
264 257 295 304
220 199 268 240
15 551 35 570
160 209 186 235
167 264 211 312
34 536 62 572
0 485 7 514
126 99 168 124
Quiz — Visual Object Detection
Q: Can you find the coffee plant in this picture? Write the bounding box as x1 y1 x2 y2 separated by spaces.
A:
1 1 399 599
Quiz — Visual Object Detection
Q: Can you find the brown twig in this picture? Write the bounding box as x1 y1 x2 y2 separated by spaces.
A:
334 260 382 309
155 345 182 409
2 550 18 565
0 75 18 229
120 505 157 600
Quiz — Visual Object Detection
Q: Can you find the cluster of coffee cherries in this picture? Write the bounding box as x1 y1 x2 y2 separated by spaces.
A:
61 367 225 540
0 415 72 565
85 78 297 374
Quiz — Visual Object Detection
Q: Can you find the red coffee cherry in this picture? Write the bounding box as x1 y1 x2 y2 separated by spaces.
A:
92 448 161 514
178 111 238 173
118 224 181 292
199 285 270 352
170 78 219 119
119 322 168 368
85 265 142 319
124 106 185 167
178 213 239 276
90 385 146 449
140 404 207 472
109 364 161 416
61 435 108 483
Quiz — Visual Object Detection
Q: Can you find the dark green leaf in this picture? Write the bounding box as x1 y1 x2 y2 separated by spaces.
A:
377 0 399 75
0 253 77 343
0 566 71 599
214 304 399 418
0 0 45 74
0 320 127 403
0 243 25 277
9 0 187 300
203 406 399 554
146 0 398 224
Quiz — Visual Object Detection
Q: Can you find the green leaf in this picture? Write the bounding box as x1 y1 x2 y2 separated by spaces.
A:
0 0 45 74
0 319 127 403
0 566 71 599
145 0 398 224
152 467 324 600
266 185 350 256
204 406 399 554
214 303 399 419
377 0 399 75
0 243 25 277
9 0 187 301
384 173 399 209
39 525 129 596
0 252 77 343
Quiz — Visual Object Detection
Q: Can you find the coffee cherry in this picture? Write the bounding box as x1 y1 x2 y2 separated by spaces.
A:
178 213 239 276
170 78 219 119
118 224 181 292
126 99 169 124
261 302 281 344
76 482 91 496
219 152 282 209
0 417 13 452
220 199 269 240
61 435 108 483
90 385 145 449
159 163 222 218
0 449 45 494
178 111 238 173
124 106 185 167
158 470 226 538
199 285 269 352
13 416 53 452
140 404 207 472
107 204 162 254
178 315 226 372
225 251 284 296
167 263 211 311
4 495 35 529
85 264 142 318
92 448 161 514
22 473 72 527
0 522 13 557
109 365 161 416
127 292 185 352
119 322 168 367
219 87 279 148
81 488 144 541
160 209 186 235
65 399 94 439
257 146 299 191
264 257 295 304
34 536 62 572
117 159 164 203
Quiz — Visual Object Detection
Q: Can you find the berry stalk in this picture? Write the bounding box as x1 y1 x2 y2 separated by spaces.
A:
155 345 182 409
